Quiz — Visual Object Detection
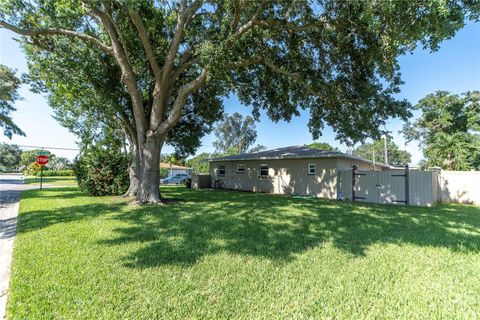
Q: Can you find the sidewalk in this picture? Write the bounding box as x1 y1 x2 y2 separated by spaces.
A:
0 174 32 320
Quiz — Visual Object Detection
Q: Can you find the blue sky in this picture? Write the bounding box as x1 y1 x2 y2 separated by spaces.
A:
1 22 479 164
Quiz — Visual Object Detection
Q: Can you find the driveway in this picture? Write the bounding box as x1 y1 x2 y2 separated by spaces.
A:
0 174 32 319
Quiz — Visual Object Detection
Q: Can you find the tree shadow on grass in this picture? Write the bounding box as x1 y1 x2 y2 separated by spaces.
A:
18 187 480 268
17 188 124 233
99 189 480 268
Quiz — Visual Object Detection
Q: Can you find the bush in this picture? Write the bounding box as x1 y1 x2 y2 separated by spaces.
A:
34 169 74 177
23 163 74 177
185 178 192 189
74 150 130 196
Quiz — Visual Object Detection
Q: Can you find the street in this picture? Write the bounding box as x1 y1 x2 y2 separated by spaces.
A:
0 174 31 319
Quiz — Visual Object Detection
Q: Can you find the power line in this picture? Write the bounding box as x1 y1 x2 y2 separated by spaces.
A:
17 145 79 151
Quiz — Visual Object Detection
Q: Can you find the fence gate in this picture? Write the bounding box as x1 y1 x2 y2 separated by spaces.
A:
352 165 409 205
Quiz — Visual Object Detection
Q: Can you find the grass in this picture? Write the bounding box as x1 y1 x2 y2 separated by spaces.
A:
8 186 480 319
23 175 77 186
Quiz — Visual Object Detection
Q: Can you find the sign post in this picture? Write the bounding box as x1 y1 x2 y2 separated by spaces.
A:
35 151 49 190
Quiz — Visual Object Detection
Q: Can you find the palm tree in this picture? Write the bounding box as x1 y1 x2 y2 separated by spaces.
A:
425 132 478 170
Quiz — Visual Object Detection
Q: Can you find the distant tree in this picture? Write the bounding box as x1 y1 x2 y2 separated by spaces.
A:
0 143 22 171
213 113 261 155
3 1 478 202
213 113 266 155
187 152 211 174
353 138 411 166
425 132 479 170
161 153 186 166
305 142 340 152
0 65 25 138
20 149 52 169
403 91 480 170
248 144 267 153
47 156 72 170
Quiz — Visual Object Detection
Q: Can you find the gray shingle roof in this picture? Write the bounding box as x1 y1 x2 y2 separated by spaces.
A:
209 145 391 168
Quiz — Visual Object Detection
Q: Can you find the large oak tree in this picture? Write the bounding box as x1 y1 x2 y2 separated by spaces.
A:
1 0 478 203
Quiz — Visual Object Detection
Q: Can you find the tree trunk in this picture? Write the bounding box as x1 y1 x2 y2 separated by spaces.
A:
123 148 140 197
136 136 162 203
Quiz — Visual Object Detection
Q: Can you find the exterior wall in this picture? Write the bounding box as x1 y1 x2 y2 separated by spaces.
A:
192 174 211 189
438 171 480 205
209 157 378 199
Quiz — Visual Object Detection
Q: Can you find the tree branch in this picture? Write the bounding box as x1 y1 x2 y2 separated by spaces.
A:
154 68 208 136
151 1 201 132
0 20 113 54
89 6 148 143
232 56 319 97
128 10 161 81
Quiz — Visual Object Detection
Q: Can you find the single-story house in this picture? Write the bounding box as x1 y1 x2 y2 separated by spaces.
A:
209 145 391 199
160 162 193 177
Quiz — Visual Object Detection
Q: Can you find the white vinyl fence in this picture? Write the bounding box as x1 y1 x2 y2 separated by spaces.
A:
437 171 480 205
338 169 479 207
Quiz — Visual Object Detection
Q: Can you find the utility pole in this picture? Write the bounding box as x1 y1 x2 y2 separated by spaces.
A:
384 134 388 165
372 147 376 171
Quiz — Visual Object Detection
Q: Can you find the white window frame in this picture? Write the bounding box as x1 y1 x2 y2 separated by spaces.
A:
218 165 226 176
236 163 245 173
308 163 316 175
260 164 269 178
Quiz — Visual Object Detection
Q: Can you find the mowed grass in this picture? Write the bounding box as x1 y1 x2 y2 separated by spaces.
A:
23 175 77 186
8 186 480 319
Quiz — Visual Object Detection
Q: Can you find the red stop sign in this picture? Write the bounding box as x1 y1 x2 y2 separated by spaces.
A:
36 155 49 165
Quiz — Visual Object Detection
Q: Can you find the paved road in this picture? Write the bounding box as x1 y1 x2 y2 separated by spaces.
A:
0 174 32 320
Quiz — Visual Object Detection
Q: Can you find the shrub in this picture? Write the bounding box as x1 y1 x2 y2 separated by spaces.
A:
185 178 192 189
23 163 74 177
74 150 130 196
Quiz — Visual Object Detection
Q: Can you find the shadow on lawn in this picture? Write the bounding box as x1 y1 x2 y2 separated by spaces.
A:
19 187 480 268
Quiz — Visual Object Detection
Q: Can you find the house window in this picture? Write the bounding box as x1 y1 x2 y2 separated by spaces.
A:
218 165 226 176
260 164 269 177
237 164 245 173
308 163 316 175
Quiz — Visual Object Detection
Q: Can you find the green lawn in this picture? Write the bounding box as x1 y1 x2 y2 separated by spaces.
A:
23 175 77 186
8 186 480 319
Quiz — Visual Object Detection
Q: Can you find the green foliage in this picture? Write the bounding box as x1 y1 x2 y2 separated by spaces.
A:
0 64 25 138
353 138 412 166
22 162 41 176
3 1 476 146
28 169 75 177
187 152 211 174
74 150 130 196
47 156 72 170
305 142 340 152
11 186 480 318
403 91 480 170
425 132 479 170
161 153 186 166
0 142 22 171
20 149 51 169
159 168 169 179
213 113 260 155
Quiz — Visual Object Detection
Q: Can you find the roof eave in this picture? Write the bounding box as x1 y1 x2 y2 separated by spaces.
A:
209 153 391 168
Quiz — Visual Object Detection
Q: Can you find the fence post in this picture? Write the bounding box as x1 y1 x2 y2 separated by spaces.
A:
352 165 357 202
405 164 409 205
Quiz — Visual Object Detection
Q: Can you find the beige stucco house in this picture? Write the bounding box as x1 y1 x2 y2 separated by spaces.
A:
209 145 389 199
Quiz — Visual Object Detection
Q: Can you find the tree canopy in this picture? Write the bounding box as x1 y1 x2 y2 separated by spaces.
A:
0 65 25 138
403 91 480 170
305 142 339 152
213 112 265 155
0 142 22 171
353 138 411 166
1 0 478 202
